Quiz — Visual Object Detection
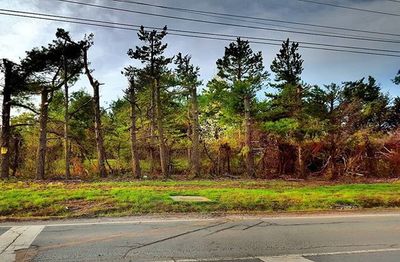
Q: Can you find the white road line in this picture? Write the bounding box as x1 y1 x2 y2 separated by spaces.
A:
0 225 44 262
0 226 24 254
154 247 400 262
158 258 265 262
259 255 314 261
294 247 400 257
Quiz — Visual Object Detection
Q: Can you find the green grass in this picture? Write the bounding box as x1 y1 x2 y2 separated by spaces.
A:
1 180 400 219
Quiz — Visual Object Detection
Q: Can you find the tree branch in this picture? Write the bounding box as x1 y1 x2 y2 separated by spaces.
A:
11 102 39 115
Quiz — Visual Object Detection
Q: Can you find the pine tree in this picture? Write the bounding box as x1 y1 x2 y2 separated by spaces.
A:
175 53 202 178
128 26 173 178
122 66 143 179
55 28 85 179
270 38 303 87
0 59 28 179
81 34 108 178
216 38 268 178
21 29 84 180
268 39 307 178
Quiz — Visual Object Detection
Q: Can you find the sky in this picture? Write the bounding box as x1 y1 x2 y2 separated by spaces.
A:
0 0 399 108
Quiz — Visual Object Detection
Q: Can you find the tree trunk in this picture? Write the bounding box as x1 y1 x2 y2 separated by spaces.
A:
297 144 306 179
190 86 201 178
11 134 21 177
83 48 107 178
329 102 339 181
187 105 192 171
365 136 376 177
63 56 71 179
330 134 339 180
149 83 156 174
155 79 168 178
36 88 49 180
93 83 107 178
0 60 12 179
129 84 141 179
330 158 338 181
244 96 255 178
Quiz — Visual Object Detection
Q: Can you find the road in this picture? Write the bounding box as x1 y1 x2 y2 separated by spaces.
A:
1 213 400 262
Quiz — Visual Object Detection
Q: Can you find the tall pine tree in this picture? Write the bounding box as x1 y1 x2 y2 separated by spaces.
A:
122 66 143 179
129 26 172 178
216 38 268 178
270 38 303 88
268 39 307 178
175 53 202 178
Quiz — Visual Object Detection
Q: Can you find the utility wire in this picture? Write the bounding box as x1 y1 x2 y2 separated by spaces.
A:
101 0 400 38
53 0 400 44
1 10 400 58
1 8 399 55
160 6 381 40
296 0 400 17
100 0 393 41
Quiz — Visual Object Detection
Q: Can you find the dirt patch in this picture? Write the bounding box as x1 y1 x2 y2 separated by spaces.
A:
63 199 97 212
60 199 118 216
14 199 119 218
170 196 212 202
15 246 39 262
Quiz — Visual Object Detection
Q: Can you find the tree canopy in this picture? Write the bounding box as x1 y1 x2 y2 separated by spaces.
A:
1 27 400 181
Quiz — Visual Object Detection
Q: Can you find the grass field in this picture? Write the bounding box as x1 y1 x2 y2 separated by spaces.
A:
1 180 400 219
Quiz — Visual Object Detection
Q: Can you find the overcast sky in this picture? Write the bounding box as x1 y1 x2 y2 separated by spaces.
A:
0 0 399 107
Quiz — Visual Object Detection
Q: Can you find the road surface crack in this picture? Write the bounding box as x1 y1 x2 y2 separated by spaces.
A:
1 227 24 254
242 221 264 230
122 221 227 258
206 225 237 236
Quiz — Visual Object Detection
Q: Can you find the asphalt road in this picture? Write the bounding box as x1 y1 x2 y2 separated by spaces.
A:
1 213 400 262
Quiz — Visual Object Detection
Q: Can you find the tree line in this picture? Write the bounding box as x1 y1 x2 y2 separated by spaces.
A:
1 26 400 181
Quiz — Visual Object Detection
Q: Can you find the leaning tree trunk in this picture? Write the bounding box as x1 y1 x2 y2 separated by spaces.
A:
0 60 12 179
190 86 200 178
92 83 107 178
129 84 141 179
244 95 255 178
155 79 169 178
36 88 49 180
83 49 107 178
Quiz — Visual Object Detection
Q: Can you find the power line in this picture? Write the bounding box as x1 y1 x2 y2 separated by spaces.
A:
1 10 400 58
150 5 377 40
53 0 400 44
296 0 400 17
1 9 399 55
102 0 400 38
